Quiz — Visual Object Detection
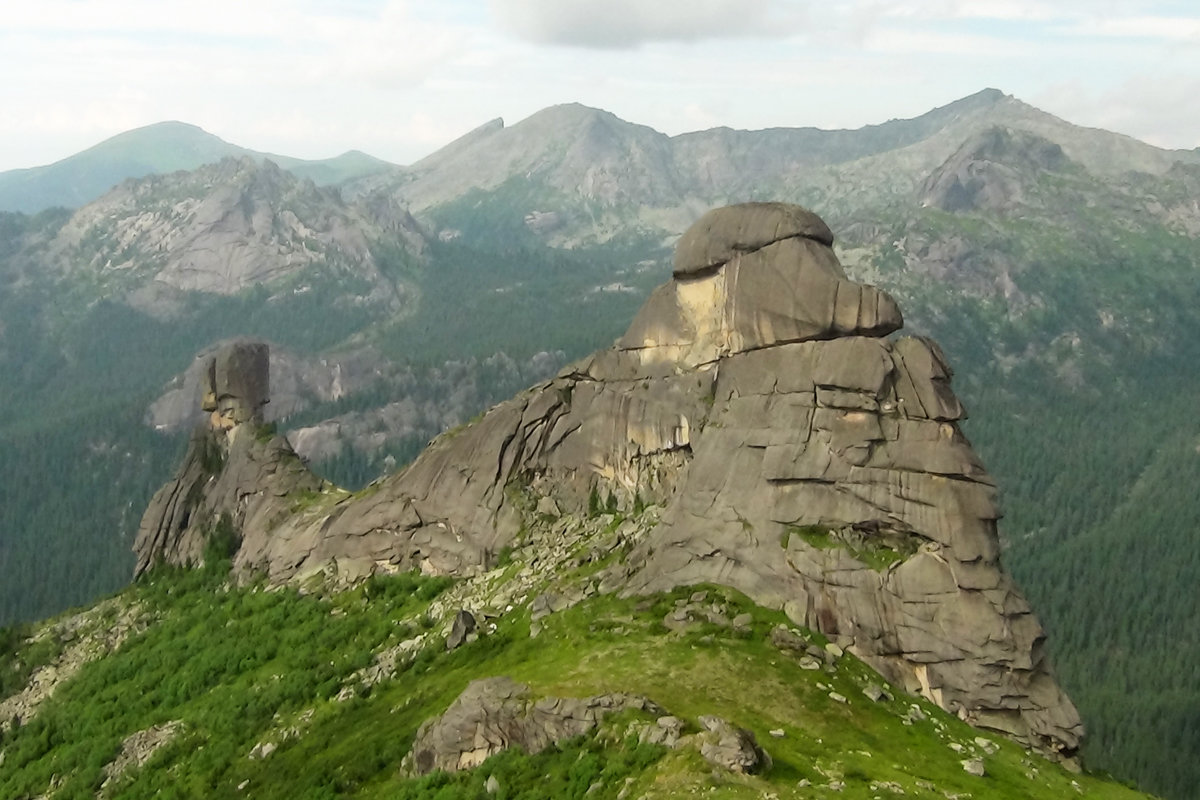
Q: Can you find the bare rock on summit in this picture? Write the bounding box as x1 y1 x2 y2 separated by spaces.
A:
624 203 901 367
673 202 835 275
201 341 269 428
133 340 320 577
134 203 1083 760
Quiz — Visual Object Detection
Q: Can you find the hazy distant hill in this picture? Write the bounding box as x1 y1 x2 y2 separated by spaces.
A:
365 88 1200 248
0 121 395 214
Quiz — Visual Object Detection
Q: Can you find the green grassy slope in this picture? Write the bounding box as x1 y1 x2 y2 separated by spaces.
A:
0 545 1151 800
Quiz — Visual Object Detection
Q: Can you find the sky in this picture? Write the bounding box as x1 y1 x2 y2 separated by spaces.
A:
1 0 1198 171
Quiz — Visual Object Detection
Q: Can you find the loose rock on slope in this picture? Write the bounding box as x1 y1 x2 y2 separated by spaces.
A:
134 201 1082 758
403 677 659 775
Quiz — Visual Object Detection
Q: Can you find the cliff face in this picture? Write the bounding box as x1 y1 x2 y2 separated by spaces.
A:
134 202 1082 759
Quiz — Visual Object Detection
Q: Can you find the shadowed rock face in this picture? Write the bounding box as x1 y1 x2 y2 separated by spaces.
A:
133 203 1082 758
200 341 269 429
133 341 317 577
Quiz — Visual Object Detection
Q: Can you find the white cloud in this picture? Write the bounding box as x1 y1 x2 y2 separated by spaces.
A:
860 26 1030 56
489 0 802 48
1069 15 1200 42
1034 74 1200 150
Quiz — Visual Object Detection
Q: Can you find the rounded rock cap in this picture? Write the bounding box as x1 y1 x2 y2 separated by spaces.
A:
673 202 836 277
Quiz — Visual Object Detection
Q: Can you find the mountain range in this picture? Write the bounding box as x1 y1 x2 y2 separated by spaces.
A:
1 88 1198 798
0 121 394 214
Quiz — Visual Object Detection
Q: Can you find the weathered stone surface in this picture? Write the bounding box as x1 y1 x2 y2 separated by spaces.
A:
133 341 320 577
135 203 1082 760
203 341 269 426
638 716 684 748
404 677 658 775
446 610 477 651
622 222 901 367
962 757 987 776
0 599 146 731
696 715 770 774
673 202 834 275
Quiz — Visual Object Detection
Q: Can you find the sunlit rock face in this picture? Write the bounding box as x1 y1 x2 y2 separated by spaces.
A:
133 203 1082 759
200 341 269 429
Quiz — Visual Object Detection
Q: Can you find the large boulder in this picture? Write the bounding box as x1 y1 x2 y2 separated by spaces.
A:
404 677 658 775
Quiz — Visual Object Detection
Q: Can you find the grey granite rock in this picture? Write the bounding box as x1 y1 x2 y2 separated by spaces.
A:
404 677 658 775
696 715 770 774
446 610 476 651
134 203 1082 760
673 202 834 275
133 341 319 577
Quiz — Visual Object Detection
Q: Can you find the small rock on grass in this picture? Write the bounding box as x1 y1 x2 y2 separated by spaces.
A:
862 683 890 702
961 757 986 776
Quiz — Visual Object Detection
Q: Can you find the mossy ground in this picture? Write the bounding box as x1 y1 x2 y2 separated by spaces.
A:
0 559 1152 800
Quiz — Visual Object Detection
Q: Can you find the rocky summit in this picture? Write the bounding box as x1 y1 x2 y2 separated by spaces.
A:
134 202 1082 761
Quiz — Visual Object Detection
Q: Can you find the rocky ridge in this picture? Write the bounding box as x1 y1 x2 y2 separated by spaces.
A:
0 598 148 731
133 202 1083 759
36 157 425 317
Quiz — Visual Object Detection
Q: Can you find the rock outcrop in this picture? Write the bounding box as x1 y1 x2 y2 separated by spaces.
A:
48 157 425 305
695 715 770 774
403 677 659 775
100 721 184 791
133 341 320 577
134 202 1082 758
920 126 1068 214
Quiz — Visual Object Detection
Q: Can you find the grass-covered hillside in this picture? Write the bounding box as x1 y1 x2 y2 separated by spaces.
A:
0 513 1152 800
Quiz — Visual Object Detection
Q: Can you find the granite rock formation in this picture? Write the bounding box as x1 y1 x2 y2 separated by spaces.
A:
133 341 319 577
134 202 1082 758
403 677 659 775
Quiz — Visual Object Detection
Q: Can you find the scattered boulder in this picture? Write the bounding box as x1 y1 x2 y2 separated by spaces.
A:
248 741 277 760
962 757 987 777
446 610 476 651
405 677 660 775
536 496 561 518
696 715 770 774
